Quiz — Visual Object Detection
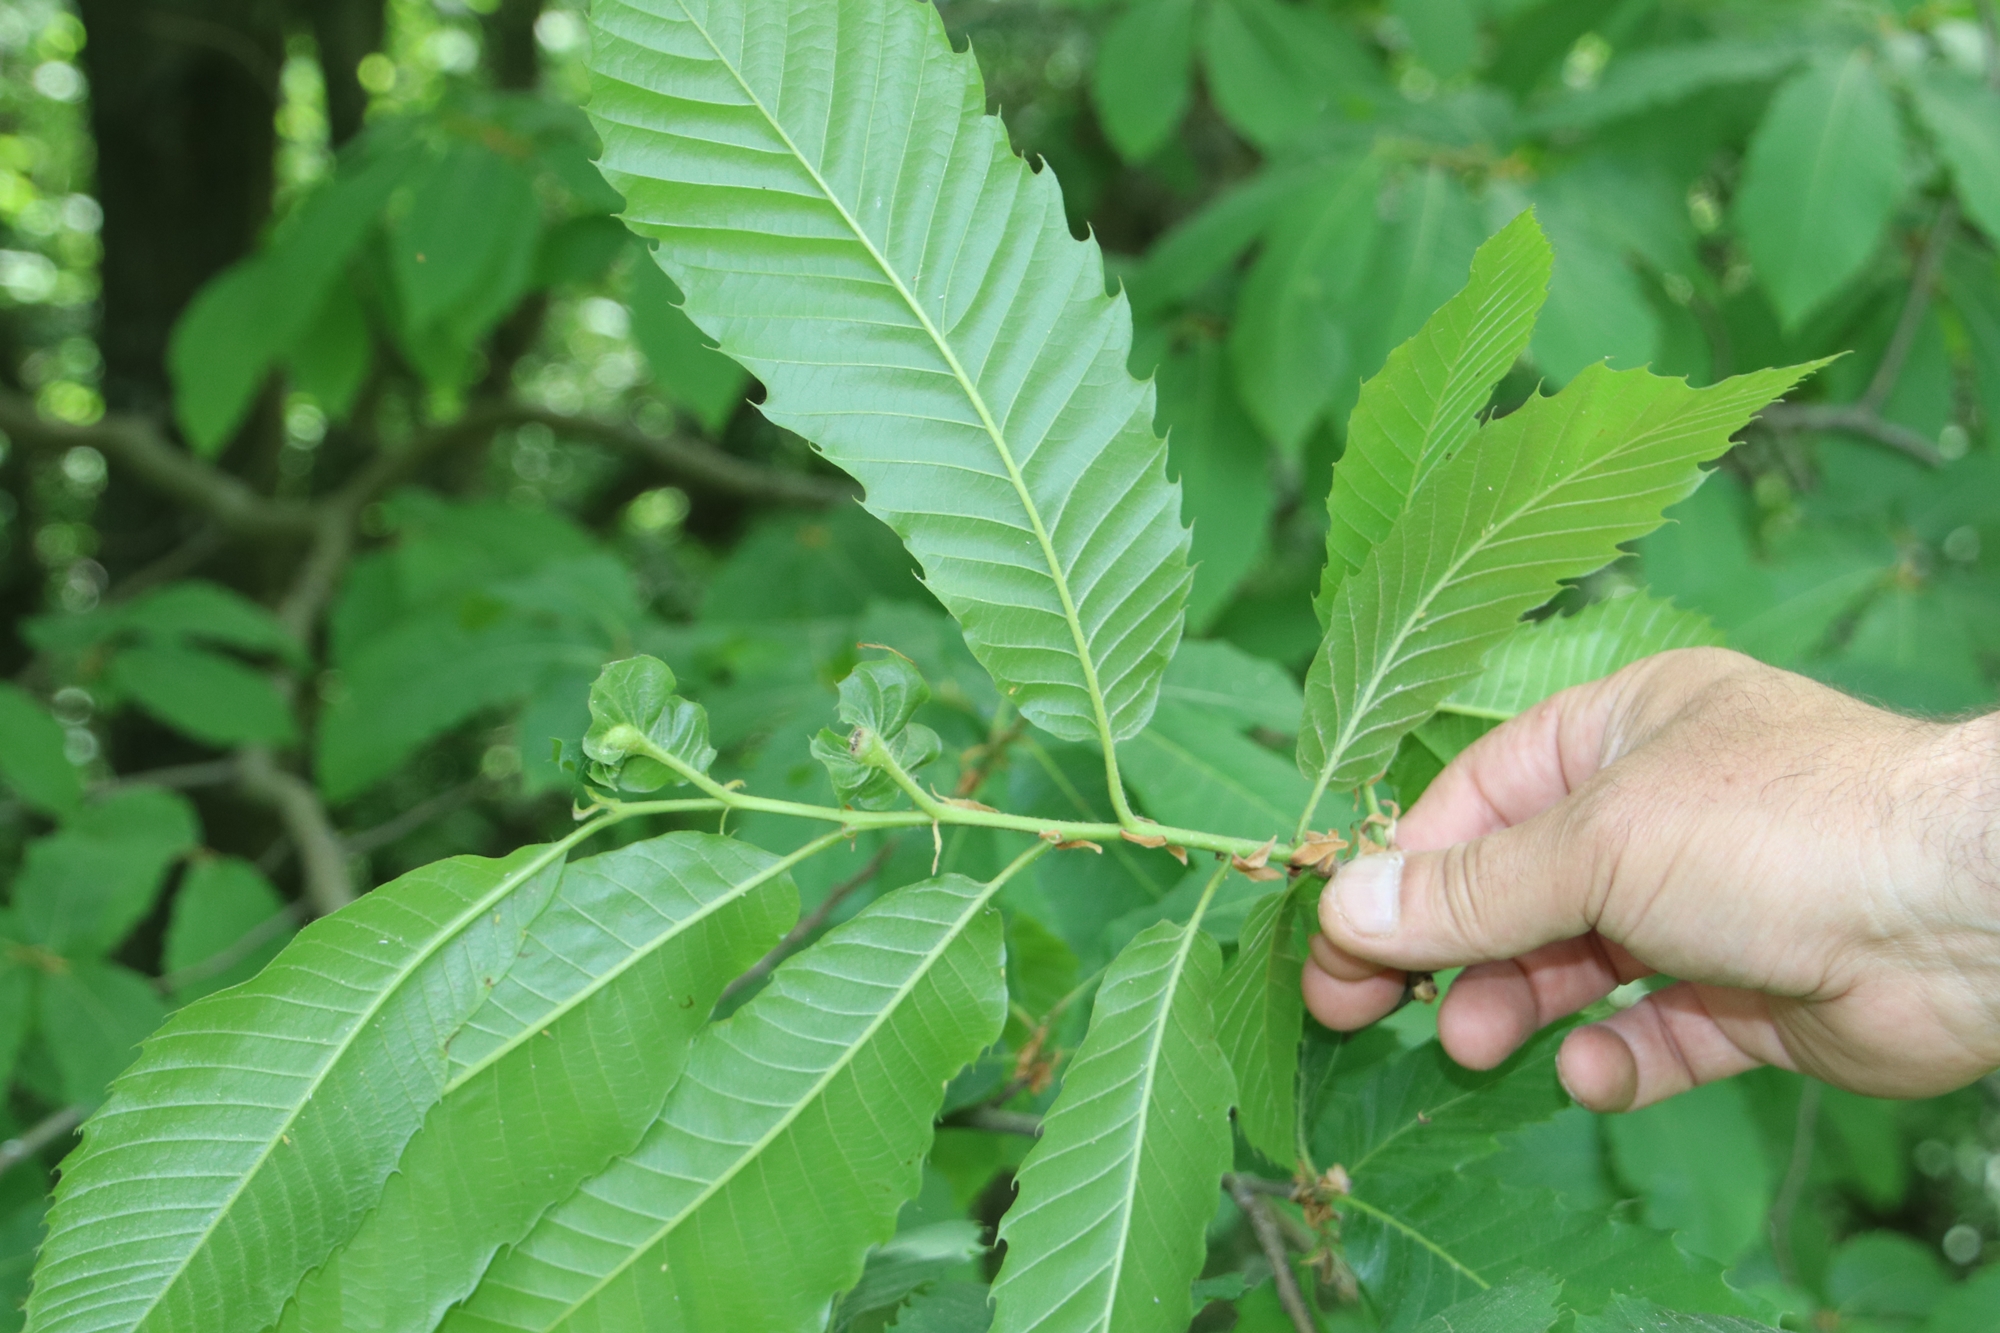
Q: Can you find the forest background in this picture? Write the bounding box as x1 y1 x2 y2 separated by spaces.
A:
0 0 1997 1328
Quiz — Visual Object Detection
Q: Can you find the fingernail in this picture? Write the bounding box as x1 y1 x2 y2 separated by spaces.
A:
1332 852 1402 937
1555 1056 1582 1107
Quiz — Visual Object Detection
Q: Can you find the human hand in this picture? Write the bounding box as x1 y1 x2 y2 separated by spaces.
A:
1301 647 2000 1111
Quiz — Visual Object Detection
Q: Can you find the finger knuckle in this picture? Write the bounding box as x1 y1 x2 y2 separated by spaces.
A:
1550 786 1634 925
1436 838 1501 947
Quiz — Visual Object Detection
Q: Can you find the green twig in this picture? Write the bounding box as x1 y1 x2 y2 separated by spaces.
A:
1295 770 1336 843
1861 197 1958 414
0 1104 87 1180
1185 860 1232 935
616 738 1302 864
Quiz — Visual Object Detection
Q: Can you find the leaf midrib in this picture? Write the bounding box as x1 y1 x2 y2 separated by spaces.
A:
118 832 591 1332
541 880 1001 1327
1400 280 1539 498
1799 56 1865 258
1330 220 1549 613
666 0 1122 752
1337 1192 1491 1290
1344 1044 1557 1178
1092 916 1209 1326
1324 279 1529 615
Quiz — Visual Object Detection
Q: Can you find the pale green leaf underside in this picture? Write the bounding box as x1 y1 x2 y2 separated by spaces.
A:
1317 210 1552 623
446 874 1007 1333
588 0 1192 745
276 834 800 1333
1440 592 1723 721
1300 359 1817 796
991 918 1234 1333
28 846 569 1333
1213 887 1304 1167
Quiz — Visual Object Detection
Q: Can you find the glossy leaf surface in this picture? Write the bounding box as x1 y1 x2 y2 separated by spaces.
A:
1735 52 1904 326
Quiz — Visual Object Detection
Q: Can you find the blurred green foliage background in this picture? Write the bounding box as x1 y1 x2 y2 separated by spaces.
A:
0 0 1997 1327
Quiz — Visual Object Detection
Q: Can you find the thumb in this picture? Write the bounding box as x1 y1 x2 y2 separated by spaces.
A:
1318 800 1609 972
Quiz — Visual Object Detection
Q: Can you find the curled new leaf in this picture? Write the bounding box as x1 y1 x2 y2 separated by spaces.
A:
581 656 717 791
811 657 944 810
835 655 930 738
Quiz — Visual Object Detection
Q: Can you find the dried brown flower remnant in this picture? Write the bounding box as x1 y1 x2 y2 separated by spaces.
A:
1288 831 1350 878
1012 1024 1058 1095
1231 836 1282 880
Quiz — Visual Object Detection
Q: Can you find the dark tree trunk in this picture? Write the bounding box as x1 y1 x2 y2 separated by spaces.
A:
303 0 383 146
482 0 543 91
77 0 284 417
71 0 288 629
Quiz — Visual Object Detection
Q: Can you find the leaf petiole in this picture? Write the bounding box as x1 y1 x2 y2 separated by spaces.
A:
1185 860 1232 937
